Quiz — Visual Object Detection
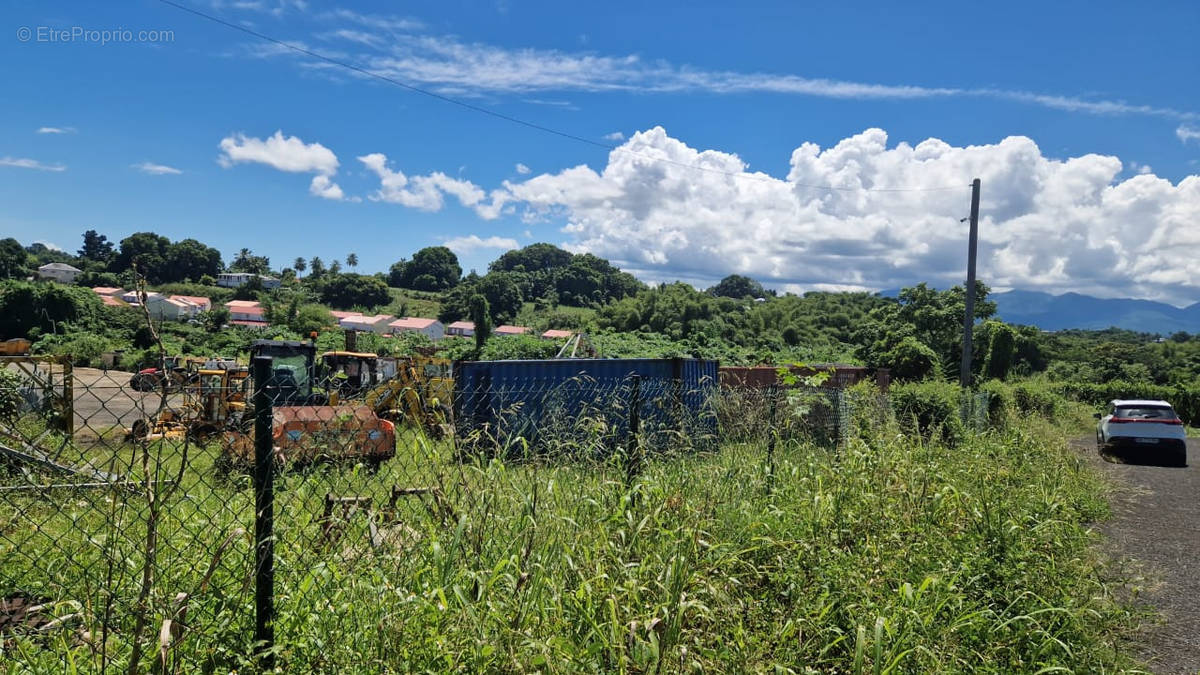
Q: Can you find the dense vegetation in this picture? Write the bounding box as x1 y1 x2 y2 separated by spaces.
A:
4 230 1200 401
2 377 1141 671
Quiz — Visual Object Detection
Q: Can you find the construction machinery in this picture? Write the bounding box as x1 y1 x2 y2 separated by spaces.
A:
125 365 250 442
128 355 207 392
323 350 453 438
220 339 397 471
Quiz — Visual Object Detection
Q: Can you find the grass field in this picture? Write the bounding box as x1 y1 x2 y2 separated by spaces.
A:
1 402 1141 672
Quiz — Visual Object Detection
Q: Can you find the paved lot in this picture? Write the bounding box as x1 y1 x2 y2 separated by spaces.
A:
1071 436 1200 674
71 367 180 438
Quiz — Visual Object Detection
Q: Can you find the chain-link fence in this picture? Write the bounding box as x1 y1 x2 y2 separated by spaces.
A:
1 353 887 671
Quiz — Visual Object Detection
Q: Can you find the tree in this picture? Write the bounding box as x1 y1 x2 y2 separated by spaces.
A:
983 321 1016 380
470 294 491 354
111 232 171 282
309 256 326 278
293 257 307 278
490 243 573 274
346 253 358 269
291 304 334 335
319 273 391 309
708 274 766 299
387 259 407 287
328 260 342 275
230 248 271 275
0 238 27 280
397 246 461 290
200 306 230 332
0 281 102 338
232 275 264 301
477 273 523 324
78 230 114 263
165 238 223 283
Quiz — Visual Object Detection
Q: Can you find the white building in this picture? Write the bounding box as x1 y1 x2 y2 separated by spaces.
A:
169 295 212 313
446 320 475 337
389 317 445 340
338 314 394 334
37 262 82 284
216 272 280 290
144 294 194 321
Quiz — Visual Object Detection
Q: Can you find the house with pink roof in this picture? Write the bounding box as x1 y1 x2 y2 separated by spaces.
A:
224 300 268 327
494 325 531 337
541 329 574 340
446 320 475 337
91 286 125 297
169 295 212 313
389 317 445 340
338 314 394 334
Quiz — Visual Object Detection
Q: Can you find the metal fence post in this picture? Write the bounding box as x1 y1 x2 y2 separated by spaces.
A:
766 385 778 494
626 375 642 488
252 355 276 669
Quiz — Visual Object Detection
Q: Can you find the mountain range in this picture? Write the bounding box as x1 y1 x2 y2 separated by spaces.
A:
877 288 1200 333
989 290 1200 334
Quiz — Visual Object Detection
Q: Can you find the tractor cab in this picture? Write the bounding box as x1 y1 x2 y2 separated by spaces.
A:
248 339 325 406
320 351 380 402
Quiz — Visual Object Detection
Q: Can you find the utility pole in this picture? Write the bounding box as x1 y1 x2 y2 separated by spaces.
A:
959 178 981 389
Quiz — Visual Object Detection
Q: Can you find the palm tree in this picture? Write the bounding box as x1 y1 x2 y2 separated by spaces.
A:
346 253 358 269
329 260 342 275
293 257 307 278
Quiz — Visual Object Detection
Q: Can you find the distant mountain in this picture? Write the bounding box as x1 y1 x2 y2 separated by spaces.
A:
875 288 1200 333
991 290 1200 333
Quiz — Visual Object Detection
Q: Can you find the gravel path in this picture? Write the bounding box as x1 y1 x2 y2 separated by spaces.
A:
1071 436 1200 674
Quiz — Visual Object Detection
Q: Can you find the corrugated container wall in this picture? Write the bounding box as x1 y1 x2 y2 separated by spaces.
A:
454 358 719 450
719 364 888 391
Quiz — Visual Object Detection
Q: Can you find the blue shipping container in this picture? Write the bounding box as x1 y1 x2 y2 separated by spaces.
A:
454 358 719 452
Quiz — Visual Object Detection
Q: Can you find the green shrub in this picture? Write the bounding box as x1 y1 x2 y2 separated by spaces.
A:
890 379 964 445
978 379 1015 425
1011 380 1064 418
1051 380 1200 424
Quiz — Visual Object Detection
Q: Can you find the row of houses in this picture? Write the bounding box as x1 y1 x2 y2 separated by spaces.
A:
91 287 213 320
89 288 574 340
333 312 570 341
40 266 280 291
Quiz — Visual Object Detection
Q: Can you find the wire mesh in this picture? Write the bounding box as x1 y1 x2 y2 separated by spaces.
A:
0 357 885 671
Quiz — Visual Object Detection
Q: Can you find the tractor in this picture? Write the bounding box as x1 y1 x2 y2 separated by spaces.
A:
220 339 397 471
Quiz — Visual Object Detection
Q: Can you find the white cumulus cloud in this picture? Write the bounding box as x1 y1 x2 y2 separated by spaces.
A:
443 234 520 255
309 174 346 200
489 127 1200 304
218 130 339 175
358 152 508 218
603 131 625 142
515 162 531 174
1179 125 1200 144
0 157 66 172
36 126 76 134
133 162 183 175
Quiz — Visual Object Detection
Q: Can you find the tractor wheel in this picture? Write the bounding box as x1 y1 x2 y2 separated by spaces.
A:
127 418 150 441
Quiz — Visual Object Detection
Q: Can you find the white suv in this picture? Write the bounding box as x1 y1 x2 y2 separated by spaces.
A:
1096 399 1187 467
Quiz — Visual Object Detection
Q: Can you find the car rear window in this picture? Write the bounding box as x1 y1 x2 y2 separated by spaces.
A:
1115 406 1175 419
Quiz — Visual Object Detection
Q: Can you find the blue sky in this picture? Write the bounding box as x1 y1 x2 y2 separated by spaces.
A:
3 1 1199 302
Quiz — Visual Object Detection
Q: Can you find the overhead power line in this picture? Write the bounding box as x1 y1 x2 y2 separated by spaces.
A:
156 0 968 194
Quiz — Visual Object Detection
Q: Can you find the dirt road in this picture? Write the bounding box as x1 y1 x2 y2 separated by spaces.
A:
1071 437 1200 674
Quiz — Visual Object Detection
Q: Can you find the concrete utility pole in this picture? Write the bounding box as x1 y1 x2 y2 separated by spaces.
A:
960 178 981 389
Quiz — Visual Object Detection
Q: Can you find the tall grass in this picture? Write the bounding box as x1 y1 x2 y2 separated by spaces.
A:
2 403 1139 672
